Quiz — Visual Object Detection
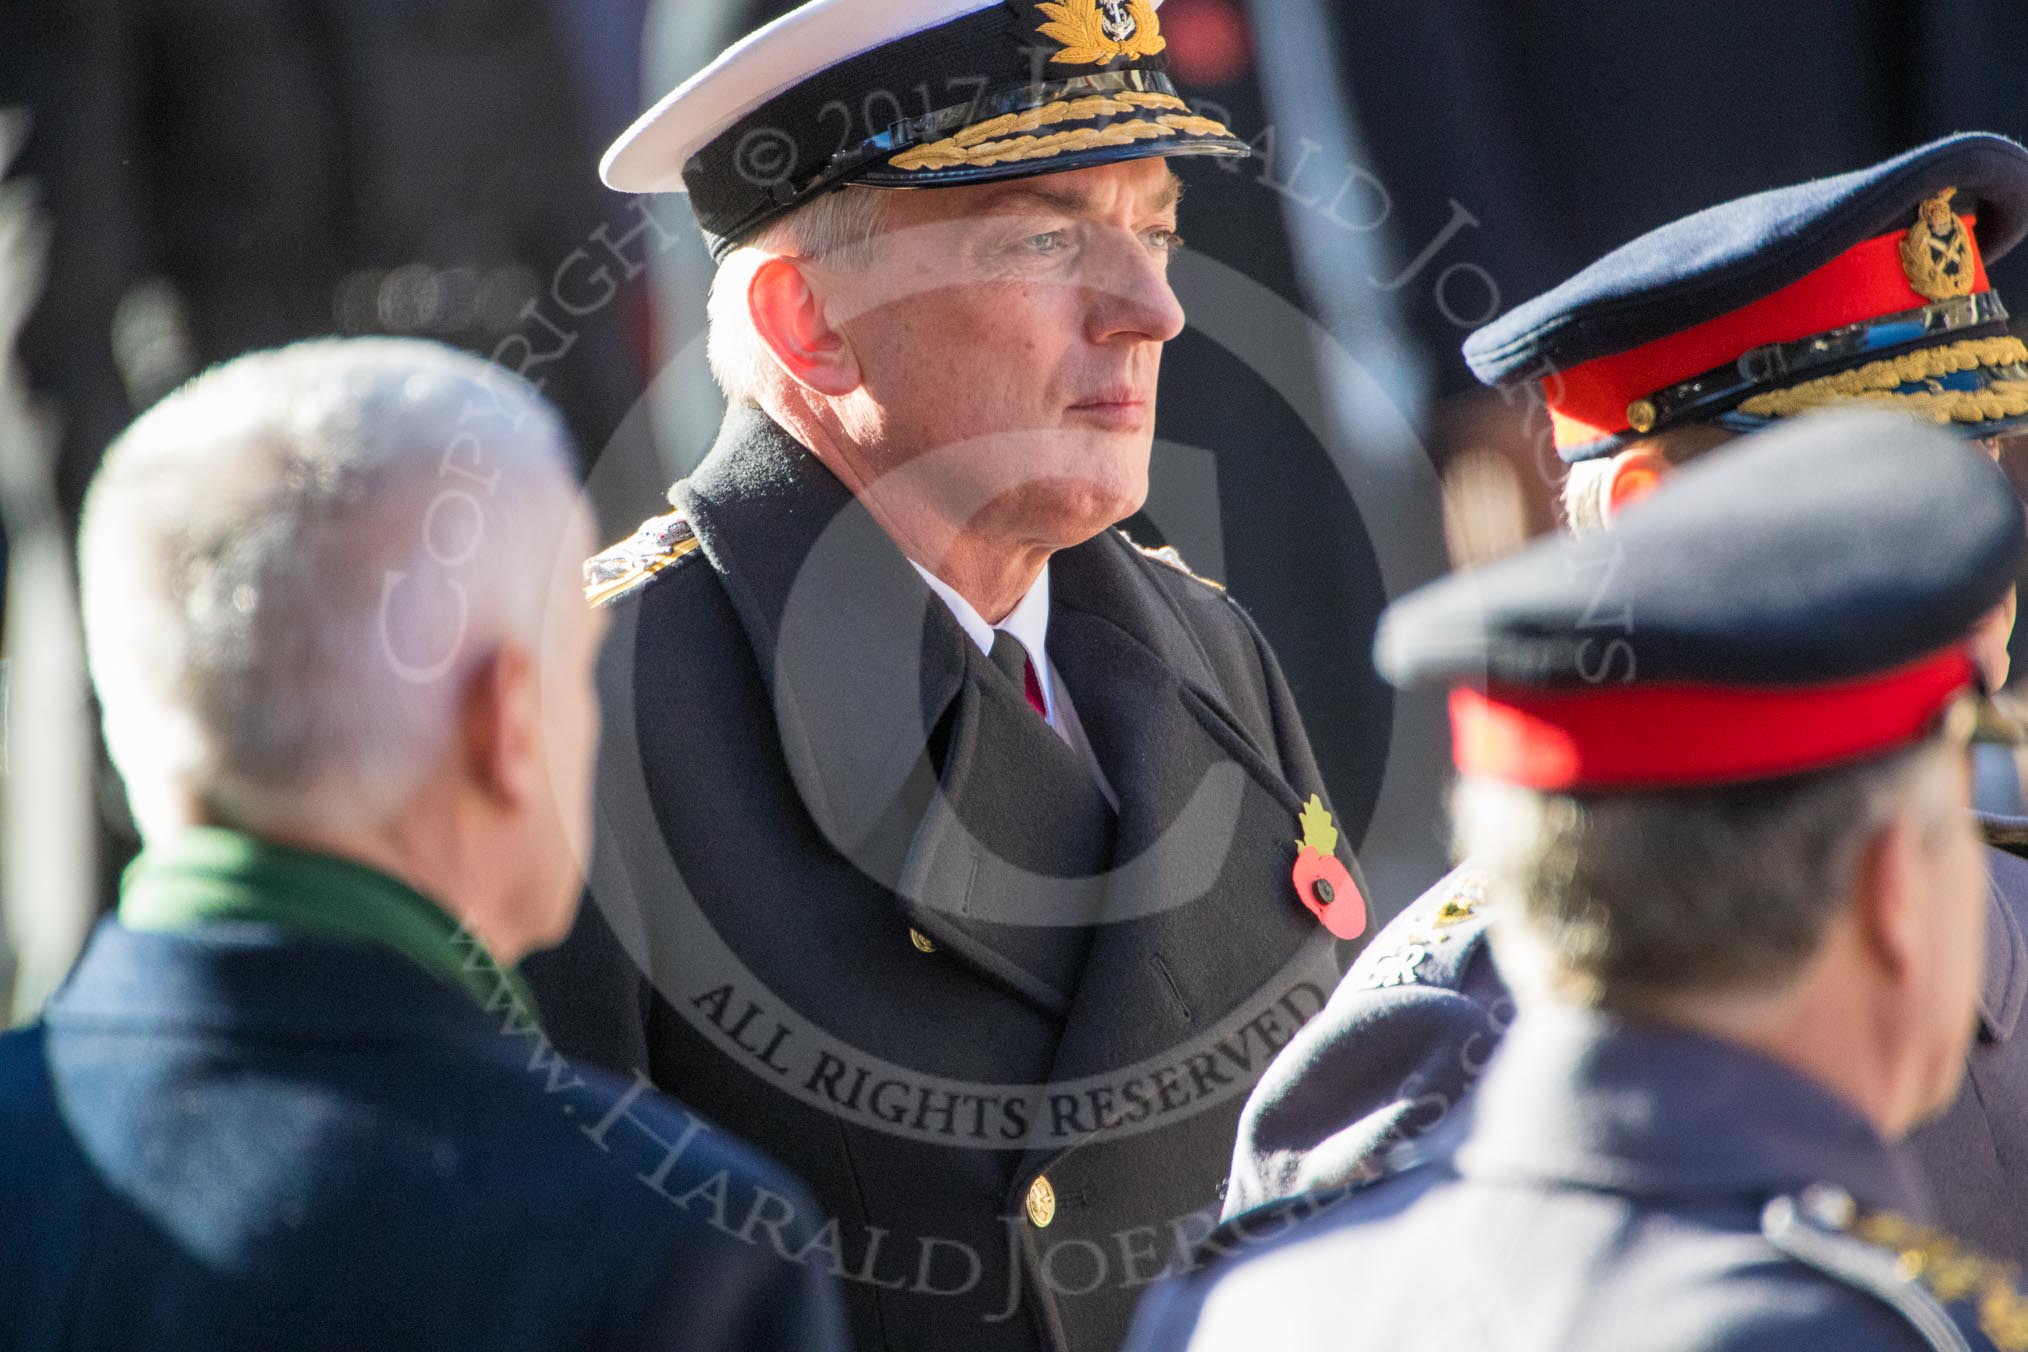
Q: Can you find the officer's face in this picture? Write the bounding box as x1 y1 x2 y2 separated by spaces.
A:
817 157 1187 550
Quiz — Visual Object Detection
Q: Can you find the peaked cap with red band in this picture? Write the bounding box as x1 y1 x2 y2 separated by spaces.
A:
1463 133 2028 463
1374 410 2026 791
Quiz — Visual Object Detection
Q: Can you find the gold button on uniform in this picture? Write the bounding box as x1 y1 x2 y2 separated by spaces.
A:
1025 1174 1056 1228
909 927 937 953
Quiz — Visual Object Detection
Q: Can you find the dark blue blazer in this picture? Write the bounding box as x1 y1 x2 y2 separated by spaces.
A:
0 920 849 1352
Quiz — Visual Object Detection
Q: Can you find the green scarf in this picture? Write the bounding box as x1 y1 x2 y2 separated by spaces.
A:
119 827 537 1020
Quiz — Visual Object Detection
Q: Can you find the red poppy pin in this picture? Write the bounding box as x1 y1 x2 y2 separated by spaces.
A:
1293 795 1366 940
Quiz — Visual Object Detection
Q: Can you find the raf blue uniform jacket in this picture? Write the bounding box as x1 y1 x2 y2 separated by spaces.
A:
1227 836 2028 1268
1131 1008 2028 1351
0 920 849 1352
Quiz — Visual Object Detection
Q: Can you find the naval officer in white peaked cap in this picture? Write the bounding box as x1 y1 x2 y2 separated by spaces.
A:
527 4 1378 1349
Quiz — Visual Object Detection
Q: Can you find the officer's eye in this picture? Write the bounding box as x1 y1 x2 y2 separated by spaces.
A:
1025 230 1069 255
1144 227 1186 254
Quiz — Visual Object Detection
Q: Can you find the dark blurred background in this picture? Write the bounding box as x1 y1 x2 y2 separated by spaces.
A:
8 0 2028 1017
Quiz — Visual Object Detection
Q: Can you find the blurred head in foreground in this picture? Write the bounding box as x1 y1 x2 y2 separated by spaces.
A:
79 337 600 963
1379 411 2024 1137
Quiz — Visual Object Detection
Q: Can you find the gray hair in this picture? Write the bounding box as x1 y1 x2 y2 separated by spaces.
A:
1455 736 1964 1005
80 337 584 839
706 186 892 407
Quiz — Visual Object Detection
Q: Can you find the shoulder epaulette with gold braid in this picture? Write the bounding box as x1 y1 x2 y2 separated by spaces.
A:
583 510 702 608
1347 870 1490 992
1847 1206 2028 1346
1116 529 1225 592
1765 1187 2028 1350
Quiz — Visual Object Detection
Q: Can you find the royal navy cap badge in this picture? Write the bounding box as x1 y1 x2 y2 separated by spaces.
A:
1037 0 1166 66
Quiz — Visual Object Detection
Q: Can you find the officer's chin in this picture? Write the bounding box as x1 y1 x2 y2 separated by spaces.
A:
974 466 1148 549
1056 479 1150 548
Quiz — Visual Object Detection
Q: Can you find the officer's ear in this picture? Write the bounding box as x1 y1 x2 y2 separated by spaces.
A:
748 256 862 397
1850 811 1924 977
458 642 541 812
1601 448 1672 520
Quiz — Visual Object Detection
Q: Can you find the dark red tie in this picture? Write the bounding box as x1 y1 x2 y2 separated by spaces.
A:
989 631 1049 721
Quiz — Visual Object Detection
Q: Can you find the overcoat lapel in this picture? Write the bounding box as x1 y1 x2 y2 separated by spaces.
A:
1039 536 1344 1087
674 408 960 859
894 655 1116 1013
672 409 1114 1014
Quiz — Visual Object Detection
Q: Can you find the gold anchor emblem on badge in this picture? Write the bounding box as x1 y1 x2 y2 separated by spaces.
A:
1037 0 1166 65
1901 189 1975 301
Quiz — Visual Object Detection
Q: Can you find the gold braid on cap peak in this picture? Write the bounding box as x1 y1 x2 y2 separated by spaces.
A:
950 92 1186 149
1737 335 2028 425
889 93 1221 172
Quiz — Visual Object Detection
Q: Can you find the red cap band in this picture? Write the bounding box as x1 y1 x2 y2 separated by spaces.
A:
1546 216 1988 449
1450 648 1976 789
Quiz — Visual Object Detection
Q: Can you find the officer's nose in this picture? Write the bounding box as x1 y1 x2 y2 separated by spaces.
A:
1084 230 1187 347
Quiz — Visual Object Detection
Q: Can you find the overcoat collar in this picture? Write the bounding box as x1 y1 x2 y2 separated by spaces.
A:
1976 829 2028 1043
674 406 971 859
671 408 1337 1034
1979 847 2028 1045
1457 1005 1931 1219
674 408 1115 1012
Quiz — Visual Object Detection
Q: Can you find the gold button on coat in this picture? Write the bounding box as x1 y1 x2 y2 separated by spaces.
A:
909 927 937 953
1026 1175 1056 1228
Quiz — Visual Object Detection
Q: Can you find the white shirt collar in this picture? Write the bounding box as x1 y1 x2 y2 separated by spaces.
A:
908 560 1055 723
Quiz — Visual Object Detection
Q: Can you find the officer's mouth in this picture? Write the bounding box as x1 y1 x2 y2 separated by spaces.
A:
1066 388 1153 431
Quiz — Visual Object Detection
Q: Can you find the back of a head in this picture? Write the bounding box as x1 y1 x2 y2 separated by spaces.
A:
81 337 583 841
1450 746 1961 1007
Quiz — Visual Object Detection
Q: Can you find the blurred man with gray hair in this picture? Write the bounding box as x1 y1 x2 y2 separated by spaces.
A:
0 337 847 1352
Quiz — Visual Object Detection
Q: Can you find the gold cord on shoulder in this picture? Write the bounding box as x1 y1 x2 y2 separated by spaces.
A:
583 512 700 608
1122 533 1226 592
584 536 701 608
1850 1210 2028 1350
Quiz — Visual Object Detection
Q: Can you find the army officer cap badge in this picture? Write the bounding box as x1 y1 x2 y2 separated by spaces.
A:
1465 133 2028 463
